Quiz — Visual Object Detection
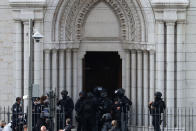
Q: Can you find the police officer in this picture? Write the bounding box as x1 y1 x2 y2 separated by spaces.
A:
99 91 113 130
57 90 74 129
80 92 98 131
75 91 86 131
113 88 132 131
11 97 23 131
149 92 166 131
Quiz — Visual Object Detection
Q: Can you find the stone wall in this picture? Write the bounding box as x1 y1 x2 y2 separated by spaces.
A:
185 0 196 107
0 0 15 107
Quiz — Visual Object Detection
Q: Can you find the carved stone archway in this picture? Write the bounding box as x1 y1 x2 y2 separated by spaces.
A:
56 0 142 42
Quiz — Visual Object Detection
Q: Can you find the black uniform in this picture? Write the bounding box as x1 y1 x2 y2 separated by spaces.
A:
57 95 74 129
75 92 86 131
149 92 166 131
113 89 132 131
11 102 23 131
81 93 98 131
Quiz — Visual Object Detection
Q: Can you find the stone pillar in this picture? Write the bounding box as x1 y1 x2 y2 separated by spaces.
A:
131 50 137 126
78 52 85 93
125 51 131 99
143 51 149 126
44 50 51 92
176 22 185 108
59 49 65 96
15 20 22 98
156 21 165 95
137 50 143 126
52 49 58 91
66 49 72 97
149 50 155 127
73 49 78 102
166 22 175 127
149 51 155 102
23 21 30 113
176 22 185 127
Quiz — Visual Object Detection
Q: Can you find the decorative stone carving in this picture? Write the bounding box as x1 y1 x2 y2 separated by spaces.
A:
57 0 142 42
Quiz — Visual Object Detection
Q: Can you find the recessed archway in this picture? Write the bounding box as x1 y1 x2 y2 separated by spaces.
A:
83 52 122 97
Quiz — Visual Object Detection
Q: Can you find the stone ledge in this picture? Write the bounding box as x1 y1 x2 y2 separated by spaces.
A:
9 0 46 8
151 0 189 9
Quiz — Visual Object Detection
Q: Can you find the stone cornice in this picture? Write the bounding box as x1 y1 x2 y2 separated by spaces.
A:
9 0 46 8
152 0 189 23
151 0 189 9
43 40 155 51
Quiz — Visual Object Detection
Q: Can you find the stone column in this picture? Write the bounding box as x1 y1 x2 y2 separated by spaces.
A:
15 20 22 98
52 49 58 91
44 50 51 92
66 49 72 97
166 22 175 127
166 22 175 107
143 51 149 126
59 49 65 96
137 50 143 126
131 50 137 126
156 21 165 95
125 51 131 99
149 50 155 127
149 51 155 102
176 22 185 108
78 52 85 93
176 22 185 127
73 49 78 102
23 21 30 113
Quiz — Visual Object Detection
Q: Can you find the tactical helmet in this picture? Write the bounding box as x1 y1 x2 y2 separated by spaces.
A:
115 88 125 97
61 90 68 96
87 92 94 98
93 86 104 97
79 91 86 98
100 91 108 98
154 92 162 98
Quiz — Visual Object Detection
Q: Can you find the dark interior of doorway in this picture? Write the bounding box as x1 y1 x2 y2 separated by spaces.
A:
83 52 122 97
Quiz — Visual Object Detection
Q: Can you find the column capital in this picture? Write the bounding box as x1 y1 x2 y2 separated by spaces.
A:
23 21 30 25
131 49 137 54
166 22 176 26
149 50 156 55
137 50 143 53
44 49 50 54
59 49 65 53
52 49 58 53
143 50 149 54
156 20 164 24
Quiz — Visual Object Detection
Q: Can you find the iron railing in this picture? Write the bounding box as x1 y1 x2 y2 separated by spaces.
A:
0 106 195 131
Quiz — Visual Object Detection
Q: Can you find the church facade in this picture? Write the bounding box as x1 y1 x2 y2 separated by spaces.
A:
0 0 195 129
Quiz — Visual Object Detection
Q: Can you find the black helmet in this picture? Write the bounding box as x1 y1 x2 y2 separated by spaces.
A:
79 91 86 98
87 92 94 98
93 86 104 97
115 88 125 97
61 90 68 97
154 92 162 98
100 91 108 98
